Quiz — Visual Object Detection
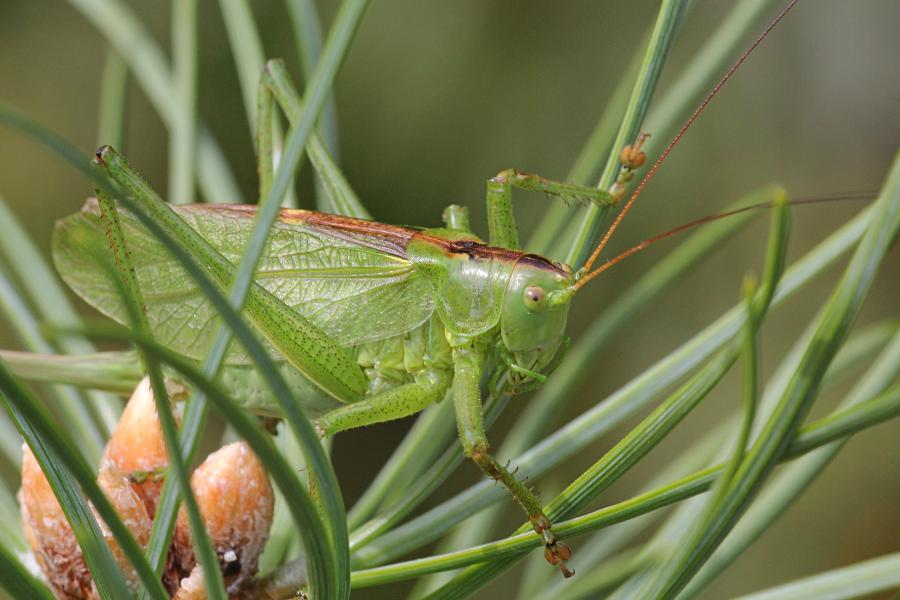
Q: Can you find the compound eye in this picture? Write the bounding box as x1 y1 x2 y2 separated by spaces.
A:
523 285 547 312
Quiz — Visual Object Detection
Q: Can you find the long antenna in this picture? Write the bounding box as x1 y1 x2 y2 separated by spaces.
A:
573 193 870 287
575 0 801 291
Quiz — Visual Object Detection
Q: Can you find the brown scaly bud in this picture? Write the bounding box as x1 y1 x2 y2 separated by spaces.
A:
619 132 650 170
93 465 153 593
20 446 155 599
171 565 205 600
19 445 92 599
102 377 181 518
173 442 274 597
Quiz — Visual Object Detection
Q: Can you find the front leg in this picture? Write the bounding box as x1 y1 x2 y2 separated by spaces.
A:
486 169 616 249
451 339 574 577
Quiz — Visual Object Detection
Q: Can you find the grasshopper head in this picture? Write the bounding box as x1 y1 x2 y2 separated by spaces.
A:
500 255 575 384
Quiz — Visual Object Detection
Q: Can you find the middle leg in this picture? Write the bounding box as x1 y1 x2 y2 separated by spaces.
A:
451 339 574 577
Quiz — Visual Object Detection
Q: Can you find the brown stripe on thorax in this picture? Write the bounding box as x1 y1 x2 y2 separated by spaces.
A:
516 253 574 276
409 231 572 276
409 232 522 262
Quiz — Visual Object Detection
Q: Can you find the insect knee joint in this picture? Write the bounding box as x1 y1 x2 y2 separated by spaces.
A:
490 168 516 184
468 445 503 479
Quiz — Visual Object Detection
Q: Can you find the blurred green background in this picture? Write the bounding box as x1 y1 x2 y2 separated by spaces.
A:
0 1 897 598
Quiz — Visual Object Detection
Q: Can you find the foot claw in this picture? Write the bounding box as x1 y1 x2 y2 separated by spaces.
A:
543 542 574 577
555 542 572 562
533 515 574 578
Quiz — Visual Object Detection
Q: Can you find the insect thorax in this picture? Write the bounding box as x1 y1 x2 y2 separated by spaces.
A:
354 316 454 396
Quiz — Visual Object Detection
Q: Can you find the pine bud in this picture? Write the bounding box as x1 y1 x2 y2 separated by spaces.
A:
19 446 156 598
19 445 92 598
173 442 274 596
102 377 179 517
171 565 204 600
93 464 153 592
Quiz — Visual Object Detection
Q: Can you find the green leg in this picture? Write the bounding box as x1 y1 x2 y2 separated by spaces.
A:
486 169 616 249
451 340 574 577
316 378 447 436
442 204 472 233
486 174 519 249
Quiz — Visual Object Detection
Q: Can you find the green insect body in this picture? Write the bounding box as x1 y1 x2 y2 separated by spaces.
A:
54 199 573 409
51 139 600 575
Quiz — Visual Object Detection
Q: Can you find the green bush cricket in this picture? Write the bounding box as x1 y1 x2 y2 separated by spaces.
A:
55 148 615 576
43 1 812 581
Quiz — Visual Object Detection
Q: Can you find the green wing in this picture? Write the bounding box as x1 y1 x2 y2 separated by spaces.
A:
52 201 435 364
